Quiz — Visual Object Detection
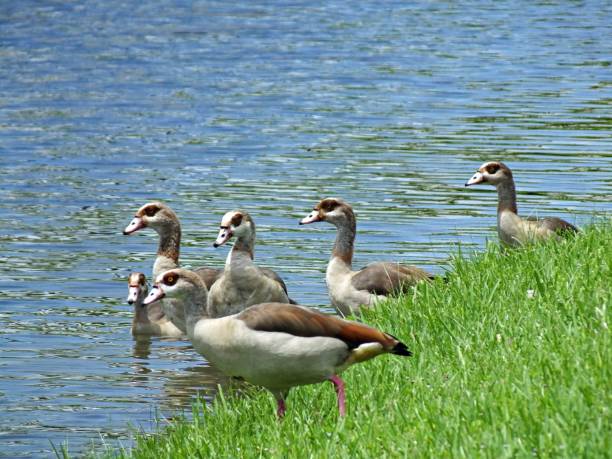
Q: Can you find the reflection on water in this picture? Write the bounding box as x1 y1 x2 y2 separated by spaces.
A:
0 0 611 457
129 337 231 410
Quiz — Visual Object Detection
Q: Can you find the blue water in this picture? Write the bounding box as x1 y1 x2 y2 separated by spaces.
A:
0 1 611 456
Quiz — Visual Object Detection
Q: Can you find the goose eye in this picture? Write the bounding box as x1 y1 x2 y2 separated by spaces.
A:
487 165 500 174
144 207 158 217
165 274 177 286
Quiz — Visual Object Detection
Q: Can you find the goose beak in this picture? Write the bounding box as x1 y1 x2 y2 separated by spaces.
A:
465 171 484 187
299 211 321 225
144 285 164 305
123 216 145 235
213 227 233 248
127 285 140 305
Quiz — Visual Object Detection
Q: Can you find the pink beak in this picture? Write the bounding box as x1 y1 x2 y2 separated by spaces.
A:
144 285 165 305
213 227 233 247
465 171 484 187
299 211 321 225
123 216 145 235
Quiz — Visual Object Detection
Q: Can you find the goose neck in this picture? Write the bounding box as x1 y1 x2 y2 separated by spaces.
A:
496 179 518 214
133 298 151 324
183 289 209 339
157 222 181 263
331 217 355 268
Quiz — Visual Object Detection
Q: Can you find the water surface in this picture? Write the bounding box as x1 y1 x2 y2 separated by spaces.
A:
0 1 611 456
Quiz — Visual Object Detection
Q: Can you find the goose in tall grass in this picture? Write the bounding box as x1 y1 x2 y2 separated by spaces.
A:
465 161 578 247
144 268 411 417
207 210 293 317
126 272 183 337
300 198 433 315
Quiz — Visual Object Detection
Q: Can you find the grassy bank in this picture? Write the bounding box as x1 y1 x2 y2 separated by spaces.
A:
110 223 610 458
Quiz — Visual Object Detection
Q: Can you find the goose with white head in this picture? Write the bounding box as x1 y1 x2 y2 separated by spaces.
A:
126 272 183 337
145 268 412 417
300 198 433 316
465 161 578 247
123 202 218 331
207 210 293 317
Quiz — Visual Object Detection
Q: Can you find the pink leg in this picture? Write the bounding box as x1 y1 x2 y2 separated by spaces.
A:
276 398 286 418
328 375 346 416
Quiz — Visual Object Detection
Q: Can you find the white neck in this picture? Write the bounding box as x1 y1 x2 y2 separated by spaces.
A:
153 255 179 279
326 257 353 282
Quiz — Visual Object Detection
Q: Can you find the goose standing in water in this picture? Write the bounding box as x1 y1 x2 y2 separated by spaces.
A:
300 198 433 316
123 202 216 331
126 272 183 337
145 268 411 417
123 202 221 285
207 210 292 317
465 161 578 247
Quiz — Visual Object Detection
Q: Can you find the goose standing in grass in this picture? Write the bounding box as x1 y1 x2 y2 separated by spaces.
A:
126 272 183 337
144 268 411 417
123 202 216 331
465 161 579 247
207 210 293 317
300 198 433 316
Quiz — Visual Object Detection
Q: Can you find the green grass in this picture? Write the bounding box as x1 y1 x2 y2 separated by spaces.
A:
107 223 611 458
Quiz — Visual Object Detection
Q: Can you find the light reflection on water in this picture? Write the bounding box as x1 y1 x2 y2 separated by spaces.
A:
0 0 611 456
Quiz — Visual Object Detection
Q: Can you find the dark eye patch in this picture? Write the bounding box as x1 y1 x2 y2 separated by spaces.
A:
164 273 178 286
231 213 243 227
486 164 500 174
320 199 339 212
144 205 159 217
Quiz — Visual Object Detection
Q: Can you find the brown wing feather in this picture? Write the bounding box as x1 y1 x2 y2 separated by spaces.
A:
238 303 402 351
525 216 579 235
351 262 432 296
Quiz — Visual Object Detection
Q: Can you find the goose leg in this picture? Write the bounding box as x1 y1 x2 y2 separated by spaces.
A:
276 398 286 418
328 375 346 416
273 390 289 418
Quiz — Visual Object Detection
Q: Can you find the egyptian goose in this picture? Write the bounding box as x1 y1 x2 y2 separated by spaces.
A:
144 268 411 417
300 198 433 316
123 202 221 284
465 161 578 247
126 272 183 337
123 202 216 332
207 210 292 317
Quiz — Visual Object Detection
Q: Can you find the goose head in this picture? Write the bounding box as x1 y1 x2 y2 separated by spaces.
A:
123 202 179 235
127 272 147 306
213 210 255 247
300 198 354 227
144 268 201 305
465 161 513 187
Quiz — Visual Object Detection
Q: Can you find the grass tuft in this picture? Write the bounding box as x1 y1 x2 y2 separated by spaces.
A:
102 222 611 458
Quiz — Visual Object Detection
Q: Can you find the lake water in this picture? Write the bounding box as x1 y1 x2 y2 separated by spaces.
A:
1 1 611 456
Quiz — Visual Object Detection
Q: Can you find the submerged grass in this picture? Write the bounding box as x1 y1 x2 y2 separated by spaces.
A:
109 223 610 458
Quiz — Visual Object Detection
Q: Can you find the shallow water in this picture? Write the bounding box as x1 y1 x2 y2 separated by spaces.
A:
0 1 611 456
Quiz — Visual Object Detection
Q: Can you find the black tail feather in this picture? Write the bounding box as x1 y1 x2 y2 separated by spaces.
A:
390 338 412 357
392 341 412 357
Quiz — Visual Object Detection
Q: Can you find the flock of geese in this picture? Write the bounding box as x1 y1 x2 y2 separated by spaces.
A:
123 161 578 417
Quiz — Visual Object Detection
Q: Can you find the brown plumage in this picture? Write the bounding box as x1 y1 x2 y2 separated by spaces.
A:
351 262 433 296
239 302 410 354
300 198 433 315
465 161 579 246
